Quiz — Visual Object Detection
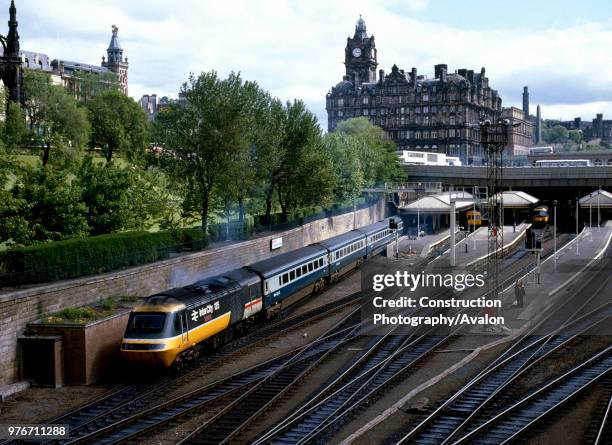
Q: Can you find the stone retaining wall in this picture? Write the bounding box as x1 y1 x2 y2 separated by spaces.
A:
0 201 385 385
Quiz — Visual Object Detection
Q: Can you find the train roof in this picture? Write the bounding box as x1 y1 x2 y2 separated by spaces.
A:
355 219 396 236
245 245 327 278
143 269 259 310
314 230 365 250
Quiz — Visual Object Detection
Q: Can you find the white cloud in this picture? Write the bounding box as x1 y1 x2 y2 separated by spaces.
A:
12 0 612 126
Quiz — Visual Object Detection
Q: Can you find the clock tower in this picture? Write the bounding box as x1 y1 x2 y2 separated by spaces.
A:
345 15 377 86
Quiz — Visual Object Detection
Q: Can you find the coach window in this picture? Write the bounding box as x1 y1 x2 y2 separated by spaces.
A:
308 262 314 272
282 273 288 285
290 270 296 281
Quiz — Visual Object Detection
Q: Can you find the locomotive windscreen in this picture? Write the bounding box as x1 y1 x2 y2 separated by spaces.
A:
126 313 167 334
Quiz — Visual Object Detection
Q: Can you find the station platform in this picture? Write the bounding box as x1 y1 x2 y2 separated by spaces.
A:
399 230 456 258
499 222 612 327
433 223 530 269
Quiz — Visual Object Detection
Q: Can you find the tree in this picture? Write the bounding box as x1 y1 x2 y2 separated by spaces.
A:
70 71 119 102
86 90 150 163
0 145 30 246
543 124 569 144
251 96 286 224
334 117 402 186
9 168 89 244
2 101 26 152
323 132 365 201
155 71 254 234
77 157 133 235
275 100 335 215
22 70 90 167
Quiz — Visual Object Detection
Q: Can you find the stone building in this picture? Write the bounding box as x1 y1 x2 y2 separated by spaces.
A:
501 106 534 156
138 94 176 121
561 113 612 144
326 16 503 163
8 21 128 99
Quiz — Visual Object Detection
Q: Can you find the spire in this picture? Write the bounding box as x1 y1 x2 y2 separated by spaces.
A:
6 0 19 57
106 24 123 64
354 14 367 39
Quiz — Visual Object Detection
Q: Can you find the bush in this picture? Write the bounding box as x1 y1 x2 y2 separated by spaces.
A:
0 231 175 285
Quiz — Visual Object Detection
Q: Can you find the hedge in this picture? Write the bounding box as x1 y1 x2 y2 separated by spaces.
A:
0 197 378 286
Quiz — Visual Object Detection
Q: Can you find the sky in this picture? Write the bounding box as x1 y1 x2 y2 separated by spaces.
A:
12 0 612 128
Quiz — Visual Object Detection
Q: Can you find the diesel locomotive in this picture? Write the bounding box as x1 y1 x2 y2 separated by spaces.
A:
120 218 403 367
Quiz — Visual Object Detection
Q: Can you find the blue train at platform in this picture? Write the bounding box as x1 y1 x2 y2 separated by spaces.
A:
120 218 402 367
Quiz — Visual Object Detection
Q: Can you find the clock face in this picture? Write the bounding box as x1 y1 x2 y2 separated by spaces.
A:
352 48 362 58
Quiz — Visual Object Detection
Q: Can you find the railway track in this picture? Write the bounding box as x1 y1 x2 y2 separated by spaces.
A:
393 254 612 445
2 292 362 445
253 331 452 445
63 309 362 445
228 235 572 445
453 345 612 444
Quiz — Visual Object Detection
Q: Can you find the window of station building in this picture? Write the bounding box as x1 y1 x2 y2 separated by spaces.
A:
363 97 369 105
363 109 368 116
338 111 343 117
423 94 429 102
415 131 421 139
431 131 437 139
337 98 344 106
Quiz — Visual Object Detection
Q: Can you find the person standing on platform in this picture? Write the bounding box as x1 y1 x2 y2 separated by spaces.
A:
513 280 525 307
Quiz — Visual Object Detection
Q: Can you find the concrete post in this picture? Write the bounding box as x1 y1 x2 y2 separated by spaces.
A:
450 200 456 267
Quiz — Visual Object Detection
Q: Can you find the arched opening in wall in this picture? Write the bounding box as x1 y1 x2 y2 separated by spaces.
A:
607 159 612 166
595 159 602 166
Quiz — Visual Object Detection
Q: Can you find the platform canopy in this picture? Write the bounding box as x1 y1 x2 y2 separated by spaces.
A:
579 189 612 207
492 191 539 208
400 191 474 214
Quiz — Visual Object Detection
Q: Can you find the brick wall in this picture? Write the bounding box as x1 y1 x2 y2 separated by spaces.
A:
0 201 385 385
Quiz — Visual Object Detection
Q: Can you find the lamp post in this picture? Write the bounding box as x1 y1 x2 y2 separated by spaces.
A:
576 197 580 255
590 192 593 229
598 186 601 231
553 200 557 267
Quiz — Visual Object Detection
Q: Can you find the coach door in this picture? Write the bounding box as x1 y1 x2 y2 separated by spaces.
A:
180 311 189 344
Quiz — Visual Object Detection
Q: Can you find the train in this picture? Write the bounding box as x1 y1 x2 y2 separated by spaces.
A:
532 205 550 226
397 150 463 167
529 146 554 155
466 210 482 230
120 218 403 367
534 159 591 167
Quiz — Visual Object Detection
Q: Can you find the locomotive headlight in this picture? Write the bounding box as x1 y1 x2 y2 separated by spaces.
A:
121 343 166 351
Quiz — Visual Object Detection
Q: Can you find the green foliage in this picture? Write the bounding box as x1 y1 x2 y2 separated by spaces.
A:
22 70 90 167
3 101 27 151
275 99 336 213
542 124 569 144
77 157 132 235
52 307 95 321
99 297 116 311
86 90 149 163
8 168 89 245
0 230 176 285
334 117 402 185
70 71 120 101
155 71 257 233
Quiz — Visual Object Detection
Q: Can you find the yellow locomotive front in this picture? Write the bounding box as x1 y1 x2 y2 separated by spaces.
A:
120 299 187 368
533 206 550 225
